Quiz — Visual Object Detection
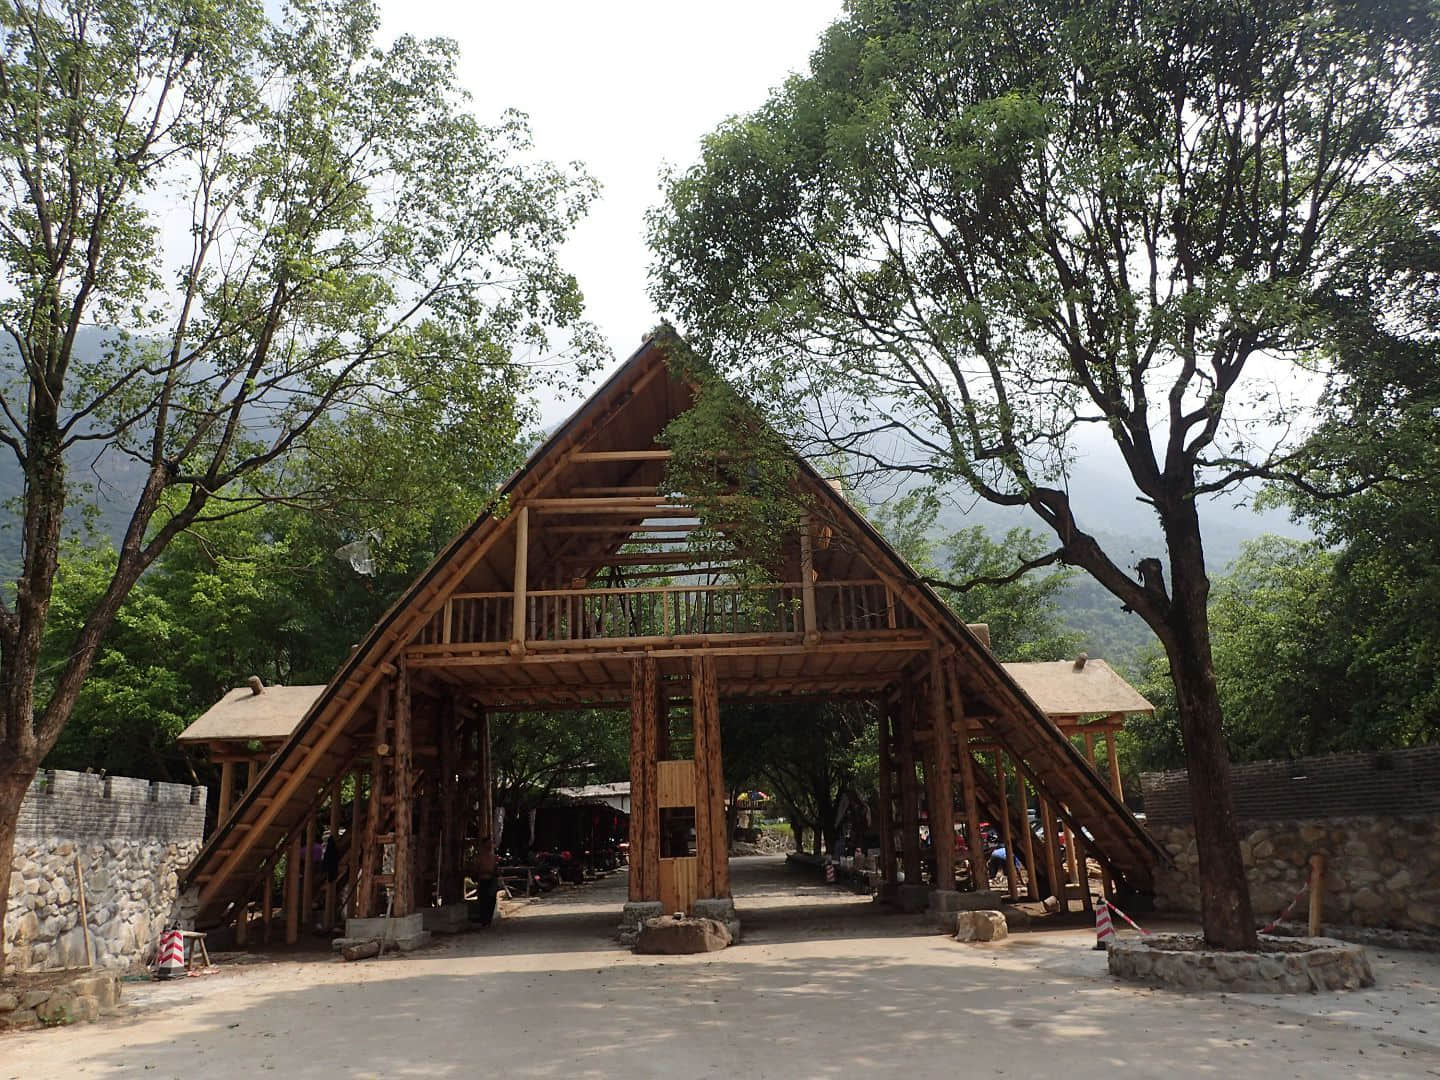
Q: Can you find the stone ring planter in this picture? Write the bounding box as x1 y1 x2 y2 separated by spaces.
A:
1107 933 1374 993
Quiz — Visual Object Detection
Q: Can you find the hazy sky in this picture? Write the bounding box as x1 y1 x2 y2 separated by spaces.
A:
375 0 847 423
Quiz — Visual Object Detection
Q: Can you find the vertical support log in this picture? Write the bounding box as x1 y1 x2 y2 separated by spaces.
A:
1016 769 1039 902
510 505 529 653
393 659 414 916
628 656 660 902
284 831 301 945
247 759 259 791
1075 830 1094 913
300 819 316 932
1039 794 1064 908
691 654 727 898
945 662 984 891
262 863 273 944
324 788 340 928
439 695 462 905
347 769 362 918
799 516 818 644
476 707 495 876
877 702 897 885
895 689 922 885
1105 728 1124 798
1083 730 1097 766
927 650 956 890
995 756 1019 902
358 687 390 920
217 761 235 823
234 896 248 945
1064 822 1080 887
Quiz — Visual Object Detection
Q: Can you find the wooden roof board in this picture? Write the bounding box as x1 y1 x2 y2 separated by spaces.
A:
177 685 325 745
1001 659 1154 718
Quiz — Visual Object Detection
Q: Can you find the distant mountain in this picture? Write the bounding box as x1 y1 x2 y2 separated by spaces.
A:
922 453 1311 675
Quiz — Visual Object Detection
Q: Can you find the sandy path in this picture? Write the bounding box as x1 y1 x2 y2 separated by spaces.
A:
3 856 1438 1079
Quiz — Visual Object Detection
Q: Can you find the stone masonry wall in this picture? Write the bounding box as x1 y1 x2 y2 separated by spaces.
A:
1142 749 1440 934
5 770 205 972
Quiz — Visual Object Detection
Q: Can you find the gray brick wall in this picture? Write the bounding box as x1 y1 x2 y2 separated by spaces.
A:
1141 746 1440 826
16 769 205 843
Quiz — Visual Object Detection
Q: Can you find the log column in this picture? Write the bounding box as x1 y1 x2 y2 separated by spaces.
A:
346 768 363 918
438 694 463 905
945 662 985 891
995 756 1019 901
284 830 302 945
393 659 414 916
896 690 922 885
1015 769 1039 901
217 761 235 823
472 707 496 877
691 654 729 899
926 650 956 890
877 702 897 886
628 656 661 903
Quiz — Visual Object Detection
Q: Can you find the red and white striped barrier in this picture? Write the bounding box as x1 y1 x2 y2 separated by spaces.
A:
1093 901 1116 950
825 861 836 884
155 927 186 979
1104 899 1152 936
1260 880 1309 934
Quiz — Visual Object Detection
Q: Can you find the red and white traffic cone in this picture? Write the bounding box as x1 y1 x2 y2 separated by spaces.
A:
1093 901 1116 951
155 927 186 979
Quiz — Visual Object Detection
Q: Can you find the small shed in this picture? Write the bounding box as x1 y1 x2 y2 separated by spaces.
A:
1002 658 1154 797
178 684 325 821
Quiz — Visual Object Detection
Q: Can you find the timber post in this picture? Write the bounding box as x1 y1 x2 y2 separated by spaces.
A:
217 761 235 822
1015 768 1039 901
393 658 414 916
799 515 819 645
945 661 985 890
691 654 729 899
927 649 956 890
995 755 1019 902
877 701 898 886
896 688 922 885
628 655 661 903
509 505 529 656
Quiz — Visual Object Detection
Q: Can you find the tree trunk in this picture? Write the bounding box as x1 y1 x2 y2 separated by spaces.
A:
0 761 34 974
1166 524 1258 950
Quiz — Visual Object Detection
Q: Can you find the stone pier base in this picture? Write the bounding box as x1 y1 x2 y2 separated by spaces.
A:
421 903 470 935
618 901 664 946
693 898 742 943
333 912 431 953
895 883 931 913
929 888 1003 931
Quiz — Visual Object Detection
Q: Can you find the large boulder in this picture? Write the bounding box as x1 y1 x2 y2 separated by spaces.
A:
634 913 731 954
954 910 1008 942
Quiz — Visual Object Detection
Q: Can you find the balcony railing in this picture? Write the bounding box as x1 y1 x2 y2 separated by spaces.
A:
412 579 919 647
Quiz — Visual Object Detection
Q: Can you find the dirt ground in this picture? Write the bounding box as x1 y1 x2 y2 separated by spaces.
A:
4 855 1439 1078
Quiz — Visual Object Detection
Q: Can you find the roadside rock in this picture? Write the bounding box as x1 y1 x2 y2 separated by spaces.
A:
954 910 1008 942
634 914 731 954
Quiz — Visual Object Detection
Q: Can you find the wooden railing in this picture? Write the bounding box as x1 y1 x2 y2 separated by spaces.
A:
413 579 920 647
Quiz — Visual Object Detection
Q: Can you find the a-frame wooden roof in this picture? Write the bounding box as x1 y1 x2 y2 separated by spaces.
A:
181 331 1165 925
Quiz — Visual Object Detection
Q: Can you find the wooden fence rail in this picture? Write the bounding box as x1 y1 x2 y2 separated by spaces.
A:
413 579 918 646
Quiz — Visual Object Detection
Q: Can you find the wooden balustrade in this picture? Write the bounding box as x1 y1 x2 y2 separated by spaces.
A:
414 579 915 647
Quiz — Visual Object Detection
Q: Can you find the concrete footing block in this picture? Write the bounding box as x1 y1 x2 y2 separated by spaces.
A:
333 912 430 953
896 884 931 913
692 897 742 944
421 903 470 934
618 901 664 946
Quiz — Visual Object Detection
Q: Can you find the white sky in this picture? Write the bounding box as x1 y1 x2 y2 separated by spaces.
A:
375 0 847 425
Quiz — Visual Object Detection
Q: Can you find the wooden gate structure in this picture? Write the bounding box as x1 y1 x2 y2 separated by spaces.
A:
179 332 1165 937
